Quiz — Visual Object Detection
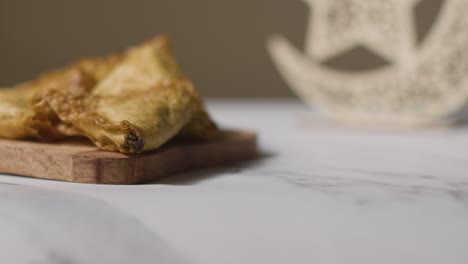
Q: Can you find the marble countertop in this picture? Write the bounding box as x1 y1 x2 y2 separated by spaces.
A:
1 100 467 264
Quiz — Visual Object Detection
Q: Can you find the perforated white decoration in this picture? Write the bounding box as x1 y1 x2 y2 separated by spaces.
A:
269 0 468 127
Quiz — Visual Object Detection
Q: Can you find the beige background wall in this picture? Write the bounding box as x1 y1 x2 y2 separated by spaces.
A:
0 0 442 97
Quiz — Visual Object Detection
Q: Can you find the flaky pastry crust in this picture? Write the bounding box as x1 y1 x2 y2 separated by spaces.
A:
0 36 218 153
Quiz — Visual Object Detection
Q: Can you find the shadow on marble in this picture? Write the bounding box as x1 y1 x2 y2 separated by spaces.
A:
0 184 190 264
156 151 274 185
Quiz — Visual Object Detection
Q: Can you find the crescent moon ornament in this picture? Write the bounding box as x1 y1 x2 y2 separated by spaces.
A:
268 0 468 127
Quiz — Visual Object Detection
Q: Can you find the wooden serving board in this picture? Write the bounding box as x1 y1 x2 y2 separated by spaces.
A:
0 131 257 184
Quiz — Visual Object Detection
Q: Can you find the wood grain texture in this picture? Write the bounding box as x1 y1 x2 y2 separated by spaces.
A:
0 131 257 184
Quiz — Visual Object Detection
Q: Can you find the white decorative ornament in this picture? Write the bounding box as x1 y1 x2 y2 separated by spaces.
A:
268 0 468 127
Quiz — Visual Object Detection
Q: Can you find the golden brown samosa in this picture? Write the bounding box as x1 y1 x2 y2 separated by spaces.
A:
0 36 218 153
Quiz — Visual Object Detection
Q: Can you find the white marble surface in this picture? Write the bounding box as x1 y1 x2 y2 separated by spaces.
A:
1 100 468 264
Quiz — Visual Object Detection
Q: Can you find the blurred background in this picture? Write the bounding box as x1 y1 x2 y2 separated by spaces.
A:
0 0 442 98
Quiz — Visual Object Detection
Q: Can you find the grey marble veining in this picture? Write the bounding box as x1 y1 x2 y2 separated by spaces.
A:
1 100 467 264
0 184 188 264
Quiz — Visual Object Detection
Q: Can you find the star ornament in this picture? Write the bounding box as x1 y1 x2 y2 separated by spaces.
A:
269 0 468 127
304 0 421 67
